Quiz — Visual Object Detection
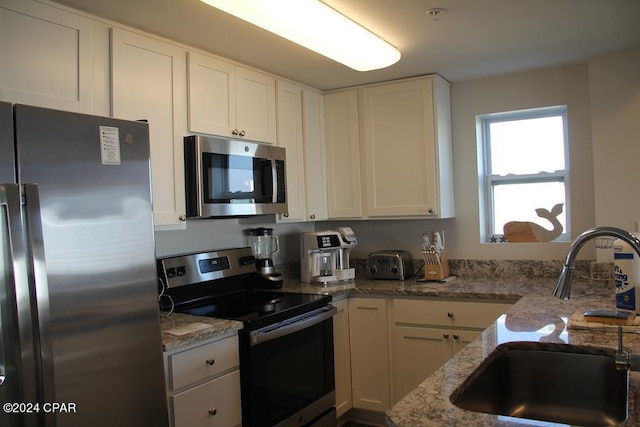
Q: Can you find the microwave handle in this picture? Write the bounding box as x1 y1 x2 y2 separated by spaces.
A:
271 159 278 203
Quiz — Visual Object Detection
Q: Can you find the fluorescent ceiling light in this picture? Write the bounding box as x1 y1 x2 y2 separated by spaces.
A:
200 0 401 72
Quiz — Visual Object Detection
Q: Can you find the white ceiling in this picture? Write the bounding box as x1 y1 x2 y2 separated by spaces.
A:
50 0 640 91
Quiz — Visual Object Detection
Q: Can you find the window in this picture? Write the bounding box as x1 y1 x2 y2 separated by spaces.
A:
480 106 569 242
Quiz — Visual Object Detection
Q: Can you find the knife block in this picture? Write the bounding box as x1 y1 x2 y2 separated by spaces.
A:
422 251 450 281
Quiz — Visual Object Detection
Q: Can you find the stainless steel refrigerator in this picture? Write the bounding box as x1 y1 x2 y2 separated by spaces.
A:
0 103 168 427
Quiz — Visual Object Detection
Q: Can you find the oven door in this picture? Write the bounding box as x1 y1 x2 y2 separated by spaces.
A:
240 306 337 427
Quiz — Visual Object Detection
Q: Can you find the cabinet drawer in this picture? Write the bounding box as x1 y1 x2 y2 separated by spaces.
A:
169 335 239 390
172 370 241 427
393 298 512 329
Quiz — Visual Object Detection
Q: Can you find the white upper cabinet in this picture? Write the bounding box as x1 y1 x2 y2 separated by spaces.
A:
324 90 363 218
361 75 454 218
276 80 306 222
302 88 328 221
111 28 188 228
188 52 276 144
0 0 108 114
275 82 328 222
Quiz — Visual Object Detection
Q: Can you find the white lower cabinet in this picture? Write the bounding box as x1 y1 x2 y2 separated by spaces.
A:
164 334 241 427
390 298 513 404
332 299 352 417
172 370 241 427
348 297 390 412
392 325 478 404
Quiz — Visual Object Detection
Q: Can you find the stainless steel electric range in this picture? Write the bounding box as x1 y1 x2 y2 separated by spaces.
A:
158 247 337 427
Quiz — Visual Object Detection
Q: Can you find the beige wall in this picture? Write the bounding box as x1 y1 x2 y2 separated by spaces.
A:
589 48 640 230
447 62 595 260
330 61 597 261
159 49 640 263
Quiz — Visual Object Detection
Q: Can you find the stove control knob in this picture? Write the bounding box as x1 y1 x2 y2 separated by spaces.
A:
240 256 255 266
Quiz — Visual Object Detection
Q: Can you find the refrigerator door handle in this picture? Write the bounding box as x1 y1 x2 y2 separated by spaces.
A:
0 183 31 395
22 184 56 409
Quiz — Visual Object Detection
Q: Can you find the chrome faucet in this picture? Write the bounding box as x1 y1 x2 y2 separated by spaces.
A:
616 326 640 371
553 226 640 300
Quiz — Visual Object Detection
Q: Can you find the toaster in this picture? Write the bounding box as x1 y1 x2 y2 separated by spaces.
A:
367 250 414 280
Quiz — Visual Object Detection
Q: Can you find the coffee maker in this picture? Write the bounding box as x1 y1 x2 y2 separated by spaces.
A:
301 227 357 284
246 227 283 288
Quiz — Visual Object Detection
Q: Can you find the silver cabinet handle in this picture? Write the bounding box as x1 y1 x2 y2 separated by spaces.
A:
208 409 217 416
239 130 246 137
232 129 239 136
309 214 316 219
443 333 450 339
453 334 459 340
447 312 454 318
205 358 215 366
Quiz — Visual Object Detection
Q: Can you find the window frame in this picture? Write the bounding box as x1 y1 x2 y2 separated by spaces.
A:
481 106 570 242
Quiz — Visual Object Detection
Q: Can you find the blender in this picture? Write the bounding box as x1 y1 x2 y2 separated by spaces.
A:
247 227 283 288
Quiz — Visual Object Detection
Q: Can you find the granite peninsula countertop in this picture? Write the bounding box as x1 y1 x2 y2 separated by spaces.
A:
283 276 640 427
158 273 640 425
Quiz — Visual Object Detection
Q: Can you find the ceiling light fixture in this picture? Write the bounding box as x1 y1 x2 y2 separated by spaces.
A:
200 0 401 72
426 8 445 21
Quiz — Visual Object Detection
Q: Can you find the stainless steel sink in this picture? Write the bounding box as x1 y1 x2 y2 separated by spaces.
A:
450 342 628 426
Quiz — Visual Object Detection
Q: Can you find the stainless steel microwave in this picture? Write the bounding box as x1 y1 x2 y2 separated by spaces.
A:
184 135 287 218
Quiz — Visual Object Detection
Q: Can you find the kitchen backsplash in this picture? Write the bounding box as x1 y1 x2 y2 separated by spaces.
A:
278 258 601 281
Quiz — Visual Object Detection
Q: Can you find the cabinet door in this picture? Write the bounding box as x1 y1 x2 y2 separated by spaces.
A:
187 51 236 138
235 66 277 144
172 370 241 427
362 78 438 217
302 89 328 221
348 297 390 412
332 299 352 418
451 329 479 357
394 298 513 329
168 335 239 391
391 325 450 404
0 0 106 113
276 80 306 222
111 28 187 228
324 90 363 218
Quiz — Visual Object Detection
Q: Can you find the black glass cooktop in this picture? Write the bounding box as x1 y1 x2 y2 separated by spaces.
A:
177 290 332 329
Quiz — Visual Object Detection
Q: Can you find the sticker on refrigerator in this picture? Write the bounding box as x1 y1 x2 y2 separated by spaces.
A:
99 126 121 165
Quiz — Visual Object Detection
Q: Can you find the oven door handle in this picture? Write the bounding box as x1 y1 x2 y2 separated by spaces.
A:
250 305 337 346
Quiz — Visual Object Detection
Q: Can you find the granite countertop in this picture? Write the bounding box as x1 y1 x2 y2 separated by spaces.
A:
158 273 640 425
159 311 243 352
283 276 640 426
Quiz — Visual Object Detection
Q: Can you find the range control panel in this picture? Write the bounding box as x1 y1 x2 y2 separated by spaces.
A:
158 247 256 288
